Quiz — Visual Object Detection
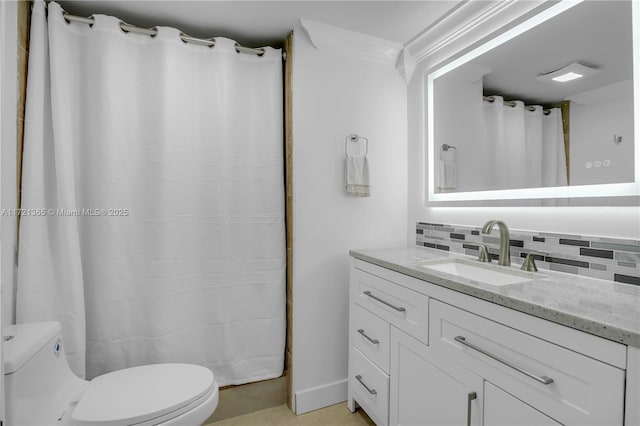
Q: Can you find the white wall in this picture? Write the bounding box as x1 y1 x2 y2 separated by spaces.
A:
291 27 407 413
570 80 635 186
433 64 487 192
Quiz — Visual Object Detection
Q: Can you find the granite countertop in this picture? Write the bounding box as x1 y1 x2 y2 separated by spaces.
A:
350 246 640 347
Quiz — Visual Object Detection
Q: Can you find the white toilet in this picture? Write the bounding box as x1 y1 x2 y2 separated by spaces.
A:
3 322 219 425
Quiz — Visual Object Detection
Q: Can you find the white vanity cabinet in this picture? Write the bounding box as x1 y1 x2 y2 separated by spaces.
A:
347 257 633 426
348 265 429 426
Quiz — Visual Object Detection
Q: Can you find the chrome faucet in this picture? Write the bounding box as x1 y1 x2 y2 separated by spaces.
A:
521 251 547 272
481 220 511 266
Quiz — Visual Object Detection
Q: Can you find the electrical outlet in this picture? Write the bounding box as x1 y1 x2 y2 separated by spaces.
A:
585 160 612 169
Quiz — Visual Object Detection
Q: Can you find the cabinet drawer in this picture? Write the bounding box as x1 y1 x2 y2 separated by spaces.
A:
429 299 625 426
350 347 389 426
352 304 390 373
352 269 428 344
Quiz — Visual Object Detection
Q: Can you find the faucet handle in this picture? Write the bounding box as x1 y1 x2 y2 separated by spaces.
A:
477 244 491 263
521 251 548 272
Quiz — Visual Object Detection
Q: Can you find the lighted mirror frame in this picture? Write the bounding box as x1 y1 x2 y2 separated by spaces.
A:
426 0 640 202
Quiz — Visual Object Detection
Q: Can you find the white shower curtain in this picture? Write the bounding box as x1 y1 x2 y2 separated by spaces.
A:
18 1 285 385
483 96 566 189
542 108 568 187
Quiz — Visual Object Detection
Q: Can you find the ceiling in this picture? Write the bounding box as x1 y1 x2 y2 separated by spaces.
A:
57 1 461 47
475 1 633 105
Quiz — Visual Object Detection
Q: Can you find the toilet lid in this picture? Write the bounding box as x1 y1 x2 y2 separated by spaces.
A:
72 363 215 426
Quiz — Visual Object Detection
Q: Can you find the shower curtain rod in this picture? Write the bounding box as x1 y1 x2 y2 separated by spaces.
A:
59 10 283 59
483 96 551 115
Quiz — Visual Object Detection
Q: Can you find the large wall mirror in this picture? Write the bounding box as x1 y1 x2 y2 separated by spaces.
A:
426 0 639 202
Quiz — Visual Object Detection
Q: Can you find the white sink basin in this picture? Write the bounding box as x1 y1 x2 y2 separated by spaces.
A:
417 258 543 286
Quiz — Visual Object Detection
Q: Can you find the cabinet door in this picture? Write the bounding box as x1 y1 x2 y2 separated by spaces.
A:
389 327 483 426
484 382 561 426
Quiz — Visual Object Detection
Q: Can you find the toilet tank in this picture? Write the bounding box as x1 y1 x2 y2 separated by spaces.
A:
3 322 87 425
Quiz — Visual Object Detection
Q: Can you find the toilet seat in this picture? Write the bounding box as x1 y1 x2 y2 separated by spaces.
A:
72 363 216 425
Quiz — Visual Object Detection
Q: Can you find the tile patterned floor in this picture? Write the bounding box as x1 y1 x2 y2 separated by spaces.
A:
207 402 375 426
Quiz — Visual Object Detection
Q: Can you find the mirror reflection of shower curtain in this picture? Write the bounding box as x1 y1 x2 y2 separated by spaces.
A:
18 1 285 386
483 96 566 189
542 108 568 187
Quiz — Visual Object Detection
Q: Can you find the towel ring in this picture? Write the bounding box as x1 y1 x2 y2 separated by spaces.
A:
345 134 369 158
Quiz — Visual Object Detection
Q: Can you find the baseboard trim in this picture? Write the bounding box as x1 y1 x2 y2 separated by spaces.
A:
294 378 348 415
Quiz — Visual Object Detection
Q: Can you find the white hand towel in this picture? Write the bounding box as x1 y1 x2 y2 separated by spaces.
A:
438 160 457 191
438 146 457 191
346 154 370 197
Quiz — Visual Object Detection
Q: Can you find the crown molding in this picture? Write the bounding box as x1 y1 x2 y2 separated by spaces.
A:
396 48 416 83
404 0 552 70
300 18 403 66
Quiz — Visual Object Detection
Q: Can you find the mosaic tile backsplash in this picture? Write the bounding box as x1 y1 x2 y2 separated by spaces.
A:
416 222 640 286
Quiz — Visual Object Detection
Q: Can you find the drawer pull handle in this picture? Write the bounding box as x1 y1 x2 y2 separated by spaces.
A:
357 329 379 344
467 391 477 426
363 291 406 312
355 374 377 395
454 336 554 385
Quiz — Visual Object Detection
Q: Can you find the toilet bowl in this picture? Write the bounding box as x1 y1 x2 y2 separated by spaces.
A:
3 322 219 425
